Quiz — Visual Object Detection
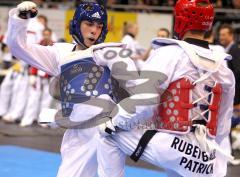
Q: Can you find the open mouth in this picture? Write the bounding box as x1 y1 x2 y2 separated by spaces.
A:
88 37 95 43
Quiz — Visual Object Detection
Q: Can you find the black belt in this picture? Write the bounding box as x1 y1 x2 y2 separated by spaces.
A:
130 130 157 162
130 119 207 162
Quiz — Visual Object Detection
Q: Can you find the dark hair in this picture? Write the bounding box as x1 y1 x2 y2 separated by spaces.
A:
158 28 170 37
219 24 235 35
122 22 137 37
38 15 48 24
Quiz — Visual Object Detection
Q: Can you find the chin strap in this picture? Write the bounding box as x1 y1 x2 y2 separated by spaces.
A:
72 35 88 50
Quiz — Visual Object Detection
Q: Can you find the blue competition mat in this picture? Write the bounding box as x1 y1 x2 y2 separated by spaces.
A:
0 145 166 177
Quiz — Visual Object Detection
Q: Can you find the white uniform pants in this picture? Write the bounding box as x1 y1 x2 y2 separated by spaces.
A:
7 72 29 120
40 78 53 110
97 129 226 177
21 76 41 126
56 127 98 177
0 70 14 116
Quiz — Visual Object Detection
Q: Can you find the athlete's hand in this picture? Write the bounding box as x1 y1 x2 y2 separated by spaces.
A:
98 120 116 136
17 1 38 19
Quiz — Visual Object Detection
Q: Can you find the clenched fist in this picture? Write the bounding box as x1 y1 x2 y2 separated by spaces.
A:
17 1 38 19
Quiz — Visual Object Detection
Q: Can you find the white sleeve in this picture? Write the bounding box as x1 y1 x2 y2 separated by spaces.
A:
6 8 59 76
27 18 44 44
108 46 182 130
215 65 235 144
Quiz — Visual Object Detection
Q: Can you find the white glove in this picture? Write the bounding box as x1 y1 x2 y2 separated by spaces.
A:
17 1 38 19
98 120 116 136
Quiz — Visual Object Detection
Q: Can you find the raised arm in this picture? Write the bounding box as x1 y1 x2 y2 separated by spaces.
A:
6 1 60 76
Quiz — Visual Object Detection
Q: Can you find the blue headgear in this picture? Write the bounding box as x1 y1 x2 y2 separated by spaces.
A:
69 2 108 47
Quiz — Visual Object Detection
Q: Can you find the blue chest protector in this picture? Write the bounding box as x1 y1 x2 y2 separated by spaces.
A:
60 57 112 117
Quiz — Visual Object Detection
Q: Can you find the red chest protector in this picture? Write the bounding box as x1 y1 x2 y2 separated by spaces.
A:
154 78 222 138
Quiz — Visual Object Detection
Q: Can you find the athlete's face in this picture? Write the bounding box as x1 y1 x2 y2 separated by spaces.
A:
80 20 103 47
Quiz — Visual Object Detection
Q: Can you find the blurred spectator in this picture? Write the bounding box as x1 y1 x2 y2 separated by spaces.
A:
157 28 170 38
233 0 240 8
121 22 145 59
1 43 13 69
213 0 222 8
111 0 171 6
1 12 45 124
219 23 240 165
113 0 238 8
136 0 145 6
1 32 13 69
204 30 225 53
37 15 58 41
20 28 54 127
2 0 238 8
166 0 176 6
141 27 171 62
144 0 162 5
107 0 118 6
40 28 54 46
219 24 240 107
73 0 236 8
37 15 48 28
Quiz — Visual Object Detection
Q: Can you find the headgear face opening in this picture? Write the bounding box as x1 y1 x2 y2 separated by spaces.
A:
69 2 108 47
174 0 214 39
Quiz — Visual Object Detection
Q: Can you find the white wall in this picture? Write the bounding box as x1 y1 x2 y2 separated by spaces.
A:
137 13 173 48
0 7 11 37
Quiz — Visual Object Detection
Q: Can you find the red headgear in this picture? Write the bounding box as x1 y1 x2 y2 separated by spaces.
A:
174 0 214 39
